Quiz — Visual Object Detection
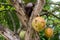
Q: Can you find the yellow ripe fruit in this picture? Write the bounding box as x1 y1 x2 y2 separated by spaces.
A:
45 27 53 38
32 17 46 32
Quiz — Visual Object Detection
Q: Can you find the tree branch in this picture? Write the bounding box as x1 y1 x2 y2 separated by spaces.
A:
41 10 60 19
10 0 28 27
0 24 20 40
25 0 45 40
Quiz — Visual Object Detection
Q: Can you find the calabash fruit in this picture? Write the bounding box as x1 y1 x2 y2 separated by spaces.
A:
32 17 46 32
45 27 53 38
19 30 26 39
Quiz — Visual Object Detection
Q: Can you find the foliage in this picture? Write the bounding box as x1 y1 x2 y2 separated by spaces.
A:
0 0 60 40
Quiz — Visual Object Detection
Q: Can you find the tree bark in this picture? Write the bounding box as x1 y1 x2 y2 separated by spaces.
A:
0 0 45 40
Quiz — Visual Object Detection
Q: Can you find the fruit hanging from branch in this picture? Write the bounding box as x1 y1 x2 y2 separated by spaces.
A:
45 27 53 38
32 17 46 32
19 30 26 39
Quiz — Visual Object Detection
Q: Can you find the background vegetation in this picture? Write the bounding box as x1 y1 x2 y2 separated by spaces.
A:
0 0 60 40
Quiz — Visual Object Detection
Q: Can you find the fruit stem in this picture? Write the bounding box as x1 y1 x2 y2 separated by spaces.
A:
48 38 50 40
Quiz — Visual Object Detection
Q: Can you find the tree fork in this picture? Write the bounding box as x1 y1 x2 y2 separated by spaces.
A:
0 0 45 40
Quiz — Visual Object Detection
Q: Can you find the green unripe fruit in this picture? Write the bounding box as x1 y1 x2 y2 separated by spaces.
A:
19 30 26 39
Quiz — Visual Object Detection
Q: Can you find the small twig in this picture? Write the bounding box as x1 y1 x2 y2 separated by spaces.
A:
0 3 12 6
49 2 60 6
42 10 60 19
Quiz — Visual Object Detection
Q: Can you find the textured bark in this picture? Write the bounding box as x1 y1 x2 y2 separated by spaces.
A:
10 0 28 27
25 0 45 40
0 0 45 40
0 25 20 40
